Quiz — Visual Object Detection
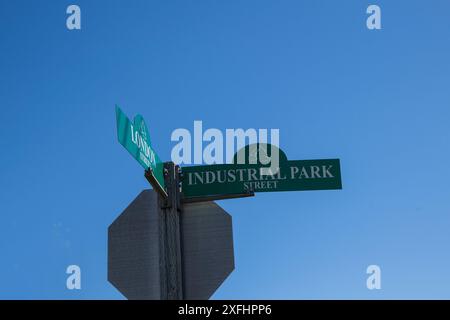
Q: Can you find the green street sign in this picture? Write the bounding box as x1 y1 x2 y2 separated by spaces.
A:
181 144 342 200
115 105 166 197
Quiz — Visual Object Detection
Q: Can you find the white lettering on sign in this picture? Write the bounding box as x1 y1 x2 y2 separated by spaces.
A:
186 165 334 191
131 124 156 167
290 165 334 179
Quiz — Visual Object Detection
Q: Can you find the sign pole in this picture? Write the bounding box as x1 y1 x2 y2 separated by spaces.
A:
158 161 183 299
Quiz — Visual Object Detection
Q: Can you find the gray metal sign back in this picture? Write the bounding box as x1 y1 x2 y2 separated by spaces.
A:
108 188 235 299
182 201 235 299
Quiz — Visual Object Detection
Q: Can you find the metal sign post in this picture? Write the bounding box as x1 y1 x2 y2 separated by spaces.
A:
158 162 183 299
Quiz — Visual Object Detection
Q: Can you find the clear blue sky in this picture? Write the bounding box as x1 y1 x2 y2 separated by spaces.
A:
1 0 450 299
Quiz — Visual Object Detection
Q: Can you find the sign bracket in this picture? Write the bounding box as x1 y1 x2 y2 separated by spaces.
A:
145 168 168 199
182 191 255 204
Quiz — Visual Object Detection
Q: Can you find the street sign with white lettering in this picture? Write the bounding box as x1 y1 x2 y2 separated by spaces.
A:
181 144 342 199
115 105 166 197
